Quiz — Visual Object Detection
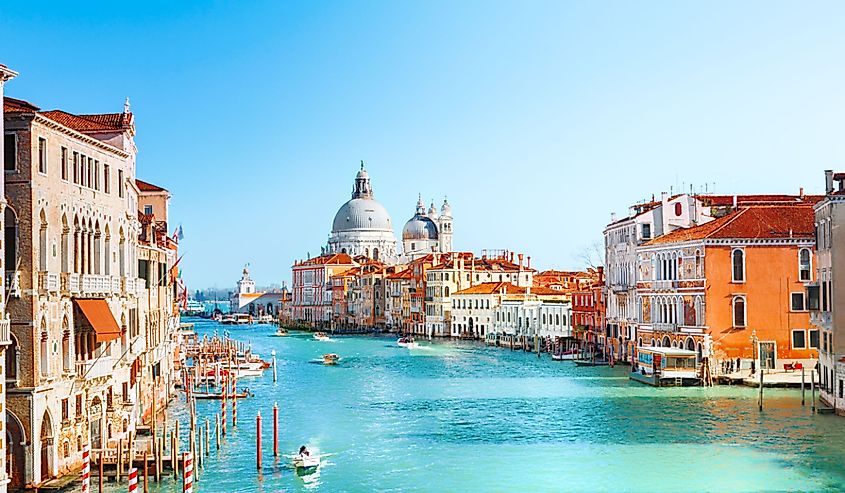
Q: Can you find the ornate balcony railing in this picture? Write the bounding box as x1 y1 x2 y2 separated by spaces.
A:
652 322 678 332
75 355 116 381
0 318 11 345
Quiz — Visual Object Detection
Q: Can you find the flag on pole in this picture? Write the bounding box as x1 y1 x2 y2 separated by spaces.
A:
172 225 184 241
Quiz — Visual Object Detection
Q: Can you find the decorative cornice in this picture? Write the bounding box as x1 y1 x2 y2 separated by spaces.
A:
33 114 130 159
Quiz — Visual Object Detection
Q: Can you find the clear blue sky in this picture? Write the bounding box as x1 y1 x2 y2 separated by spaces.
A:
3 1 844 290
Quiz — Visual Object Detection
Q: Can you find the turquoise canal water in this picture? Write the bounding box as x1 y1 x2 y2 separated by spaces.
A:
88 318 845 492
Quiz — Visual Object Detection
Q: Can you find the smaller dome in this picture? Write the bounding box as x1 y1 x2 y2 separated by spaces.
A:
402 214 439 241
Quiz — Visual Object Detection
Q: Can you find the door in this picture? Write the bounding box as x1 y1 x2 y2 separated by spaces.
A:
759 341 776 370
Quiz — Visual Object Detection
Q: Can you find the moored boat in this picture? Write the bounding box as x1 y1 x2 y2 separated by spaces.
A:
630 346 701 387
551 349 579 361
573 358 609 367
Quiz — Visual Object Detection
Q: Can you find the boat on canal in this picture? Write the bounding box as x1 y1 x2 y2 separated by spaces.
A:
221 313 252 325
274 327 289 336
397 336 419 348
573 358 609 366
292 454 321 470
552 349 579 361
193 390 252 399
629 346 701 387
314 332 331 341
323 353 340 365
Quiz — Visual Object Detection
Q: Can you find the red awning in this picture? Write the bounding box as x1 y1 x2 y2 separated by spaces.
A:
74 299 121 342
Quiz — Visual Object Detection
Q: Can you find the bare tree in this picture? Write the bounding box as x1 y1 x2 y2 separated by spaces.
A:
576 240 605 270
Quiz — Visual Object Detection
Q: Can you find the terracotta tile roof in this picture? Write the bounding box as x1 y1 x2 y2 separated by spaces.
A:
701 194 824 207
136 179 167 192
644 205 815 245
40 109 133 133
296 253 356 266
4 96 39 113
454 282 527 296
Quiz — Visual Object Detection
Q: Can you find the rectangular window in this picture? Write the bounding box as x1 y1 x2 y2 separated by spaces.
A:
94 160 100 190
72 152 79 183
122 382 129 401
807 285 820 311
822 281 829 312
87 157 93 186
144 205 153 215
138 259 150 288
75 394 83 417
81 156 87 186
3 133 15 170
61 398 69 421
38 137 47 174
104 164 110 193
642 223 651 240
809 329 820 349
61 146 68 180
791 292 806 311
118 169 125 198
791 329 806 349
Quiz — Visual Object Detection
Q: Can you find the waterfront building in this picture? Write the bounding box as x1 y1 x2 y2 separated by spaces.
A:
0 62 17 493
636 201 820 370
228 265 287 317
385 266 412 332
571 267 605 349
424 251 533 337
136 179 179 424
491 288 572 342
534 270 594 292
812 171 845 413
291 253 357 326
3 94 143 487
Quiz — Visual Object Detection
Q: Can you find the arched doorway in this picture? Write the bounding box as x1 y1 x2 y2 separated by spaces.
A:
661 336 671 347
39 410 54 481
90 397 103 449
7 412 25 490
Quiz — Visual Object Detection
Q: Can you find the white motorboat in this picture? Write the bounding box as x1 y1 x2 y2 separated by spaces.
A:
272 327 289 337
397 337 419 349
314 332 331 342
551 350 579 361
292 454 320 469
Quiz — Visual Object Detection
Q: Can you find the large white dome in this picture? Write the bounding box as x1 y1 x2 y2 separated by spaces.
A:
332 198 393 232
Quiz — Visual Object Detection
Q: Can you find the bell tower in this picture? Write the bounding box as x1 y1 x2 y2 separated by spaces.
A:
439 197 453 253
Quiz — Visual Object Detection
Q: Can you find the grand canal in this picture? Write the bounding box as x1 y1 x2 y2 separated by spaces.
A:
91 318 845 492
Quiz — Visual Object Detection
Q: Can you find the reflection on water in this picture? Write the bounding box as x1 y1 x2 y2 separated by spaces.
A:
85 319 845 493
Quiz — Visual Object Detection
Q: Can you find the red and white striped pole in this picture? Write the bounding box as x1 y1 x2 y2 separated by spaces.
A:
183 452 193 493
81 444 90 493
128 468 138 493
232 376 238 428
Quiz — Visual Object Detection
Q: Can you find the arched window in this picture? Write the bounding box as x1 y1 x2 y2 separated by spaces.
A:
38 210 48 271
61 215 70 273
694 250 702 278
62 317 71 372
40 321 49 378
542 313 547 325
562 315 567 326
732 249 745 282
5 207 19 272
103 225 111 276
373 248 379 261
799 248 811 281
555 314 560 325
444 286 450 297
733 296 746 327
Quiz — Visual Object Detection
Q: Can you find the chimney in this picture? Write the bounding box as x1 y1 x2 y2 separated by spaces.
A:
799 187 805 198
510 252 514 263
732 195 737 208
518 254 524 271
825 170 834 194
527 256 531 270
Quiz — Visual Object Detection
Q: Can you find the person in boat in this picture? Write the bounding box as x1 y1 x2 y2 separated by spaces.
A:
298 445 310 457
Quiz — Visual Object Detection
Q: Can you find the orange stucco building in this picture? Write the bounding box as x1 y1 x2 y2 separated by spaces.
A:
635 202 820 368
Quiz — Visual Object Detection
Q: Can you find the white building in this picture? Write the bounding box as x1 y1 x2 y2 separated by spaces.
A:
229 265 287 317
494 295 572 340
813 171 845 414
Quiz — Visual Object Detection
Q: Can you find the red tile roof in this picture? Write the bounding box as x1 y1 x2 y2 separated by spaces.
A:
296 253 356 266
136 179 167 193
454 282 565 297
4 96 39 113
40 109 132 133
644 205 815 245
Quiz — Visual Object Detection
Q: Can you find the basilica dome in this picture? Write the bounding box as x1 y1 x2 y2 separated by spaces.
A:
332 198 393 232
402 214 438 240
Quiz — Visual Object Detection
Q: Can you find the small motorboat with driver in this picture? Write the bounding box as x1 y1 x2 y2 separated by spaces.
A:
323 353 339 365
314 332 330 342
292 446 321 470
272 327 289 337
397 336 419 349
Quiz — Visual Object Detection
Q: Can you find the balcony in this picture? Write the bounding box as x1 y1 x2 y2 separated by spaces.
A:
652 322 678 332
38 272 60 293
653 280 677 291
610 283 630 293
75 355 116 380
